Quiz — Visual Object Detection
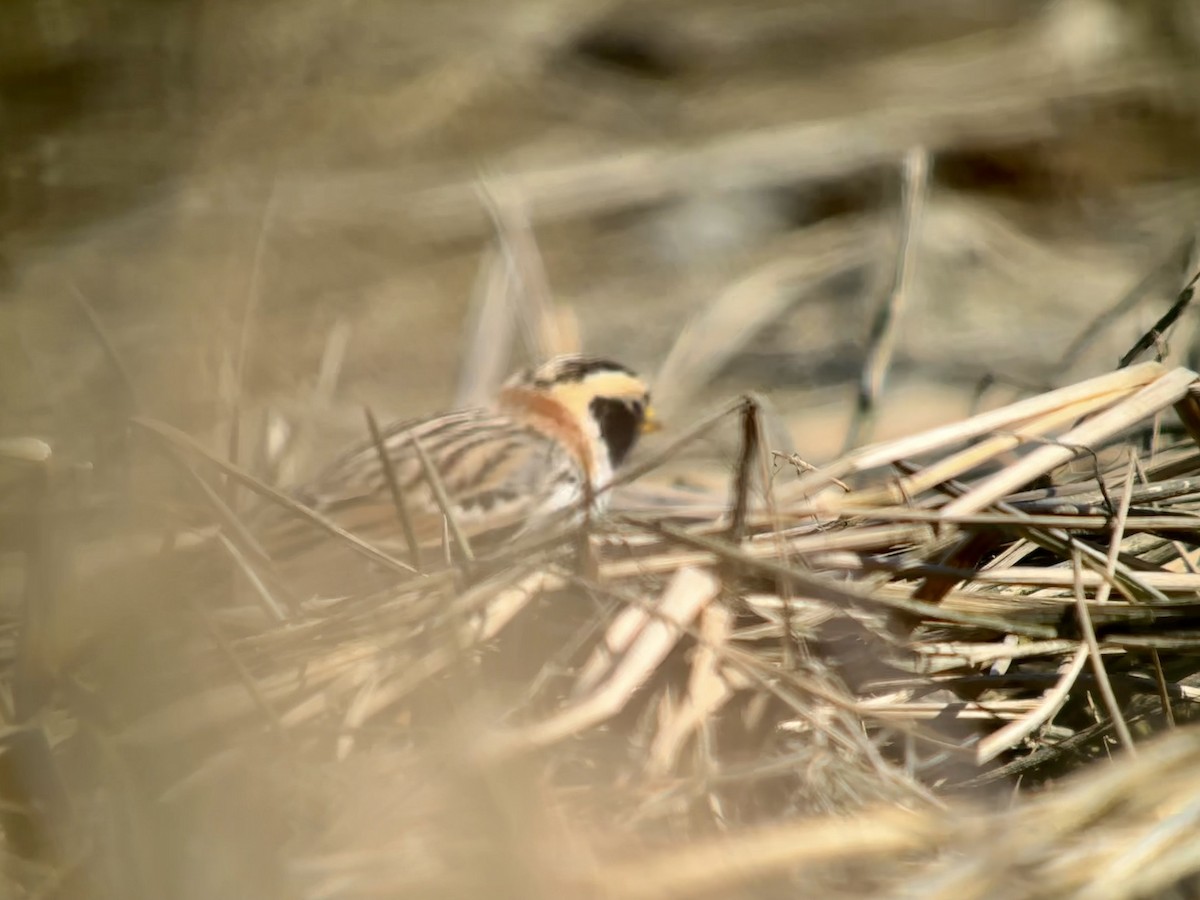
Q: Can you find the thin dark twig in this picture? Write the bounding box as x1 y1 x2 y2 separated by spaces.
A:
1118 266 1200 368
773 451 852 492
1150 649 1176 728
410 433 475 567
844 146 929 452
751 396 803 669
1060 235 1196 375
364 407 423 571
1070 548 1136 755
1130 454 1180 728
1101 453 1140 607
728 398 759 542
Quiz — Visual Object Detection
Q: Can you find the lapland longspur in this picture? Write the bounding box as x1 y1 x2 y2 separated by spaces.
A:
270 355 656 560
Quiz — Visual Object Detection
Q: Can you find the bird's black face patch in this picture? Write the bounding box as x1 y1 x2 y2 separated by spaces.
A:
589 395 646 468
533 356 636 388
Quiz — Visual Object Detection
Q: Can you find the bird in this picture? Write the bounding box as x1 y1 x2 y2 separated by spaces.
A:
264 354 657 566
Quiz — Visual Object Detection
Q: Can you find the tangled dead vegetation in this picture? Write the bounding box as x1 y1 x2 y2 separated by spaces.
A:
6 1 1200 897
8 268 1200 898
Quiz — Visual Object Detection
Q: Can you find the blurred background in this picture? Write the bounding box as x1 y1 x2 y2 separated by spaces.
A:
4 0 1200 897
5 0 1200 468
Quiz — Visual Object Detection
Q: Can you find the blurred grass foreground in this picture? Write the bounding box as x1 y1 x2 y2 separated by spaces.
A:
5 1 1200 898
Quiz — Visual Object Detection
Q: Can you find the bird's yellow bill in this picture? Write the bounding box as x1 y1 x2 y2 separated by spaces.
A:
641 406 662 434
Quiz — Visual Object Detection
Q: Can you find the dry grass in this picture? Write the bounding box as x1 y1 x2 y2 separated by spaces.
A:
8 261 1200 897
7 1 1200 897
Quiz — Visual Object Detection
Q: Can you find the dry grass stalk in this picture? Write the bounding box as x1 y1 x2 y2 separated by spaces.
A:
844 145 930 451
